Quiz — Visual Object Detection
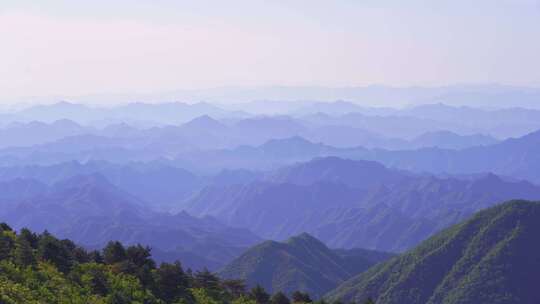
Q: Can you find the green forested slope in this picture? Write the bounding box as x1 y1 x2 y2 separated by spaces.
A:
0 224 312 304
219 233 392 299
326 200 540 304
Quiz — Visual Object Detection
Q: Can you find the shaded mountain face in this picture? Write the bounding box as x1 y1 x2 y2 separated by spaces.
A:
0 174 260 270
268 156 409 189
219 233 393 299
326 200 540 304
186 157 540 252
0 178 48 203
186 181 365 240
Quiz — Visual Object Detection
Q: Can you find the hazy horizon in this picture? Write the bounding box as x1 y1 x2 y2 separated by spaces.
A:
2 0 540 104
2 83 540 110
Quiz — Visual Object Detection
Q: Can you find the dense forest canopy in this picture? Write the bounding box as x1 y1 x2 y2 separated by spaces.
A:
0 222 374 304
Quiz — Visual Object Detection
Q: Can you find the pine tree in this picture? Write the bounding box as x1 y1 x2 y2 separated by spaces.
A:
153 261 191 303
37 231 73 273
292 291 312 303
0 222 12 232
223 279 247 298
0 230 15 261
250 285 270 304
103 241 126 264
193 268 221 292
270 291 291 304
19 227 39 248
14 237 36 267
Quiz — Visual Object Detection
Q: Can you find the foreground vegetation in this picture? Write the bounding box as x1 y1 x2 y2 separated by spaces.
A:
0 223 370 304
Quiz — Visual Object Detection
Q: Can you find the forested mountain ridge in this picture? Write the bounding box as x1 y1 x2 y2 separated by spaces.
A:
219 233 393 299
326 200 540 304
0 223 315 304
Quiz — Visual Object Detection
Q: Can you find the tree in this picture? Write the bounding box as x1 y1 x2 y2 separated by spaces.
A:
192 288 220 304
233 295 258 304
126 244 154 267
250 285 270 304
37 232 73 273
88 250 104 264
363 298 375 304
0 222 12 232
292 291 312 303
72 246 91 264
153 261 191 303
223 279 247 298
0 232 15 261
270 291 291 304
193 268 221 292
14 237 36 267
103 241 126 265
124 244 155 286
18 228 38 249
75 263 109 296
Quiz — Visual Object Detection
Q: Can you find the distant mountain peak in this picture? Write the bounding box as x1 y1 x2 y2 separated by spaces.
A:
182 115 224 129
50 173 134 200
51 119 84 128
286 232 322 245
220 232 391 299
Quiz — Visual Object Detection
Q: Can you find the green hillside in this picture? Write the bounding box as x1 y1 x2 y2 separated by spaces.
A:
219 233 392 299
326 200 540 304
0 224 314 304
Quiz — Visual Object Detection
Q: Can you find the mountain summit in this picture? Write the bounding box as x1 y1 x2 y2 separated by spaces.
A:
219 233 392 299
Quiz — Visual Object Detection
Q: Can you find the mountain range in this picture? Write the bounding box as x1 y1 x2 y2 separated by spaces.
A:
175 129 540 181
186 157 540 252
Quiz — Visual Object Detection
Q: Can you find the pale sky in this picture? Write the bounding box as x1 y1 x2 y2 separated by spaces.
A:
1 0 540 101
